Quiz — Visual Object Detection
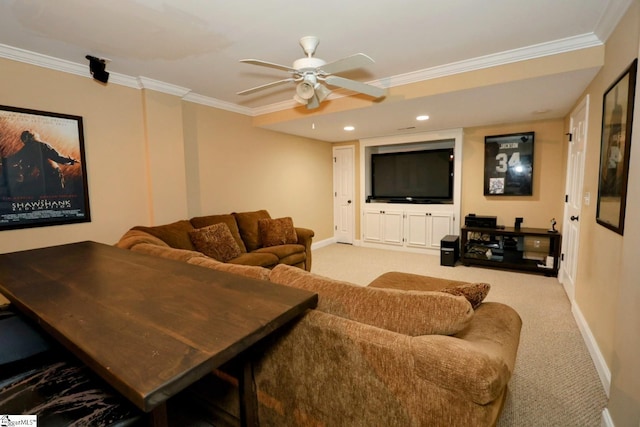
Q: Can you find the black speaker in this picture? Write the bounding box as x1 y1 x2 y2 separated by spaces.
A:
440 235 459 267
86 55 110 84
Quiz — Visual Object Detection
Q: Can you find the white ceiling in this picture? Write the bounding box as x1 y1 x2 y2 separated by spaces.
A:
0 0 633 142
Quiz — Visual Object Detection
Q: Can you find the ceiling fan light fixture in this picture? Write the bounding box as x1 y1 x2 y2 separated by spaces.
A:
293 93 309 105
296 82 315 100
315 83 331 102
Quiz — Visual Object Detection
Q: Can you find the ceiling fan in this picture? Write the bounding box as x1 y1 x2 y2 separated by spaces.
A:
237 36 387 109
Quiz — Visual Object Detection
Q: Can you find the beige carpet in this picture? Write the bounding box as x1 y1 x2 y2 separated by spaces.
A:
311 243 608 427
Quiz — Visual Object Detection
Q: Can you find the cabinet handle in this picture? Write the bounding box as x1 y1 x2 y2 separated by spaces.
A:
570 215 579 221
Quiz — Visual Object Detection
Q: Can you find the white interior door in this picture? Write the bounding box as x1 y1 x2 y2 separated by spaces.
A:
333 146 355 244
561 95 589 301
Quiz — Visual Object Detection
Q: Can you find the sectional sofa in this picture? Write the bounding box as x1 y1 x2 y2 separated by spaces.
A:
115 231 522 426
116 209 314 271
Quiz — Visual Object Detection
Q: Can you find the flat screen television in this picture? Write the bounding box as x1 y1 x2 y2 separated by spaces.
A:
370 148 454 203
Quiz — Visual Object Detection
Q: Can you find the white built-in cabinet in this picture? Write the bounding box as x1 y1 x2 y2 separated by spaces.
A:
405 211 453 249
363 208 453 250
362 209 404 245
359 129 462 254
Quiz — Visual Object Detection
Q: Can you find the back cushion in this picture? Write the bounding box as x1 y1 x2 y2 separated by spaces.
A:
189 223 244 262
269 265 473 336
132 220 196 250
190 214 247 253
233 210 271 252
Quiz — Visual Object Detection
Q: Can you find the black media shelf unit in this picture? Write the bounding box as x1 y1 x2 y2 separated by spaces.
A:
461 226 562 277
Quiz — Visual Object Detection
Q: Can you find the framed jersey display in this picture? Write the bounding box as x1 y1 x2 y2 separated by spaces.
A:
484 132 534 196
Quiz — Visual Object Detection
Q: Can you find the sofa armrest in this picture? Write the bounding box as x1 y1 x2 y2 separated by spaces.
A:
411 302 522 405
294 227 314 271
253 307 518 426
368 270 470 291
115 229 170 250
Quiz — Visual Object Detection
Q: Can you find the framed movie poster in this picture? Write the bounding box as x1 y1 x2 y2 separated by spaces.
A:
0 105 91 230
596 58 637 236
484 132 534 196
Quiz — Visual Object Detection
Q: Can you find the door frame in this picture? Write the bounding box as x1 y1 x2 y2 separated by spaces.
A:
560 94 589 302
332 145 356 244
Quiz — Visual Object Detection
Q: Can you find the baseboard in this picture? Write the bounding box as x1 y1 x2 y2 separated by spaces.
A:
572 302 611 396
601 408 615 427
311 237 336 250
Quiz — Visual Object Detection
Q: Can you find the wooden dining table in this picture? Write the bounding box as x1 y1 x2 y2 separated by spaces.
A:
0 241 318 426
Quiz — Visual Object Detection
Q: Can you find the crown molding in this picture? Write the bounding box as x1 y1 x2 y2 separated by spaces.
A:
381 33 603 88
138 77 191 97
0 32 605 117
182 92 253 115
0 43 141 89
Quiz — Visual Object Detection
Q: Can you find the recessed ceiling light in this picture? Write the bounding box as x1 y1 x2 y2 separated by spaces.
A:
344 125 355 131
416 115 429 121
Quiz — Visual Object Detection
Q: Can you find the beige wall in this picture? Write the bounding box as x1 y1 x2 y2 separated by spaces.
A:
0 58 150 253
577 0 638 377
462 120 567 230
181 102 334 237
141 89 189 224
576 2 640 425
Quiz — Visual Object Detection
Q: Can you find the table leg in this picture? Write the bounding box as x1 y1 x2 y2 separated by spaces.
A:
148 402 168 427
238 356 259 427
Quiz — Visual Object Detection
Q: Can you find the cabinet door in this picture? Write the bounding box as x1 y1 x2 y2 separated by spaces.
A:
406 212 429 248
362 210 383 242
429 213 453 248
381 210 403 245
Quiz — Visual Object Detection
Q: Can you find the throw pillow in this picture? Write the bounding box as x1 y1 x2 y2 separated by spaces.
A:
189 223 243 262
258 217 298 247
440 283 490 309
368 271 490 308
189 214 247 253
269 265 473 336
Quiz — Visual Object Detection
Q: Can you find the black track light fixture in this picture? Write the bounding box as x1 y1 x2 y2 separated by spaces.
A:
86 55 110 84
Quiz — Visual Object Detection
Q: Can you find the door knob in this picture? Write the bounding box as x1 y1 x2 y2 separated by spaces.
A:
347 200 352 204
570 215 579 221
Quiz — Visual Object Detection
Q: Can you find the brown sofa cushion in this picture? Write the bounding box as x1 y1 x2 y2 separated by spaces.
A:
132 220 196 250
233 210 271 252
227 252 279 268
369 271 490 308
189 214 247 253
269 265 473 336
187 257 270 281
189 223 243 262
258 217 298 247
130 243 205 262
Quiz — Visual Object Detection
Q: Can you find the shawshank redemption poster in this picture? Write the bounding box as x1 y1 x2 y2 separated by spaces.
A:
0 105 91 230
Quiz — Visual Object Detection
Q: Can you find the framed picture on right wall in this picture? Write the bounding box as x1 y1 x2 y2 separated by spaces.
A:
596 58 637 235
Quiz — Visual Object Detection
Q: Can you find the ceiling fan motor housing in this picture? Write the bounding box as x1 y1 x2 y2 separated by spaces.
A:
293 57 326 71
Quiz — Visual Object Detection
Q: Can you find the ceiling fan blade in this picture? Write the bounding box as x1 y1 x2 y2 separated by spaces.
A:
320 53 375 75
325 75 386 98
239 59 297 73
237 78 296 95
